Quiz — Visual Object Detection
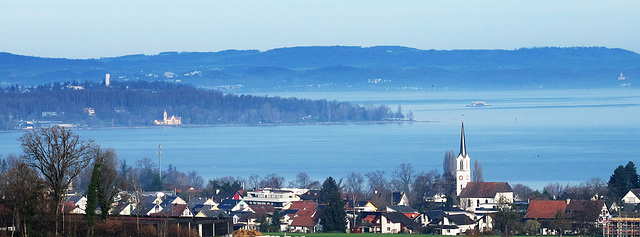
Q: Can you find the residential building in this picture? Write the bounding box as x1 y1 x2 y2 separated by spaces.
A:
243 189 300 209
623 189 640 204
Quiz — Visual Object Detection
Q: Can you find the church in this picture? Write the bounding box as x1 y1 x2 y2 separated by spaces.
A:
154 110 182 126
455 122 514 212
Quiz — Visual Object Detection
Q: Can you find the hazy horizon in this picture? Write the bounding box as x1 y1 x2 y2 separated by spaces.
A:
2 1 638 59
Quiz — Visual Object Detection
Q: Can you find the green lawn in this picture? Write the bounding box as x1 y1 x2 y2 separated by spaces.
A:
256 234 533 237
260 233 442 237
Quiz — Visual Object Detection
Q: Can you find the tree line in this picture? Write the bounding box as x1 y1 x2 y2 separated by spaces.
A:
0 80 402 130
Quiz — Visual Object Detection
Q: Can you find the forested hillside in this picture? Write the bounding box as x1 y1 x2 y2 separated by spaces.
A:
1 46 638 91
0 81 395 130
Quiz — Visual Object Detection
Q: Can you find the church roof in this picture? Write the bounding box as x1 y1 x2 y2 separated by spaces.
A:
459 122 467 157
525 200 566 219
459 182 512 198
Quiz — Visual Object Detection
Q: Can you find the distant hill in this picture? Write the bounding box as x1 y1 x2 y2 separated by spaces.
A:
1 46 638 91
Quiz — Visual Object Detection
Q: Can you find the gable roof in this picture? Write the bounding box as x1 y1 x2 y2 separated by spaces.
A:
213 191 241 202
392 192 407 205
62 201 78 214
447 214 474 225
525 200 567 219
629 189 640 199
382 212 422 229
299 190 320 201
459 182 513 198
286 200 318 217
249 204 275 216
65 195 85 204
565 200 606 219
386 205 418 213
153 203 191 217
290 216 316 227
217 199 241 210
197 209 228 218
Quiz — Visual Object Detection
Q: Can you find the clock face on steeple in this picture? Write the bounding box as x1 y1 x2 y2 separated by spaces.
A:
466 175 470 180
459 175 463 180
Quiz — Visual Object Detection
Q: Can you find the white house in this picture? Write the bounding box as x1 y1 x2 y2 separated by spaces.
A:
622 189 640 204
458 182 514 212
243 189 300 209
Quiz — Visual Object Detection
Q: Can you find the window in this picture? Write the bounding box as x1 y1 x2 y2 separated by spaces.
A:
460 160 464 170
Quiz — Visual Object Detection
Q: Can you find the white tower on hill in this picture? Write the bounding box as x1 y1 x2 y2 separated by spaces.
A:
105 73 110 87
456 122 471 196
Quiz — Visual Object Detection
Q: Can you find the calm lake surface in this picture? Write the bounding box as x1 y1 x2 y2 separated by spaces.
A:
1 88 638 189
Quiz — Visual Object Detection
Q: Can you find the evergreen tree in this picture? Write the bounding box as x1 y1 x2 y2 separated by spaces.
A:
319 177 346 232
86 162 101 230
0 158 7 173
271 209 281 229
608 165 630 201
626 161 640 189
150 173 164 191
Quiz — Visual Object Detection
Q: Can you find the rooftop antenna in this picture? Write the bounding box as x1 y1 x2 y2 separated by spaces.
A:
158 144 162 181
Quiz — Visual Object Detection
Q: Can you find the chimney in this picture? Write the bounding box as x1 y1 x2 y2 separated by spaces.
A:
566 199 571 205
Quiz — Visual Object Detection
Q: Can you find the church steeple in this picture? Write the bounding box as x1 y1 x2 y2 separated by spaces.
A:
456 121 471 196
459 122 467 157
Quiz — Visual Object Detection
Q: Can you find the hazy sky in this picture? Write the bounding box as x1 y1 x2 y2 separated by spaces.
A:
2 1 639 59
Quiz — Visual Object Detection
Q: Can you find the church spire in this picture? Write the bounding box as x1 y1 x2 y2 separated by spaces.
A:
459 122 467 157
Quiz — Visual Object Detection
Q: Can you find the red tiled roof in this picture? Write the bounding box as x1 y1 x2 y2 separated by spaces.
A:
404 213 419 219
291 216 316 227
287 201 318 217
363 215 376 223
525 200 567 219
459 182 513 198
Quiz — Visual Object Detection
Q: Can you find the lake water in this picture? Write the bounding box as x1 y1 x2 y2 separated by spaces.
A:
1 88 638 190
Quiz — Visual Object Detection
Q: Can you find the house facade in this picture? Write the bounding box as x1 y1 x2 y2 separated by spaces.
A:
458 182 514 212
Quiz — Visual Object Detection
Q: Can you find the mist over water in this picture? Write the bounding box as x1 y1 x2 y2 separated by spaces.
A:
1 88 638 190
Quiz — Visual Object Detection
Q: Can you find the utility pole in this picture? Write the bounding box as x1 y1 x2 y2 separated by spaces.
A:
158 144 162 181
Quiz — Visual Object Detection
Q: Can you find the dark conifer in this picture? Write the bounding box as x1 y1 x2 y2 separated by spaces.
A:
318 177 347 232
86 162 100 229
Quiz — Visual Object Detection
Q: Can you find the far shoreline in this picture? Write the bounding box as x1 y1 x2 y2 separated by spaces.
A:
1 120 440 133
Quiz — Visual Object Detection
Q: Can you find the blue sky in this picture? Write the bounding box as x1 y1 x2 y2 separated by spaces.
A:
1 0 639 59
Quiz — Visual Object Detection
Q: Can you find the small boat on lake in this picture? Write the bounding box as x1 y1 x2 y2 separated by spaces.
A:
466 101 491 107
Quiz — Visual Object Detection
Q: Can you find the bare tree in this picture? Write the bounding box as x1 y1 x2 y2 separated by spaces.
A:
365 170 389 194
473 160 483 183
412 169 443 209
392 163 415 193
20 126 95 236
290 172 313 188
126 168 143 234
344 172 365 200
259 173 285 189
247 174 261 190
0 161 46 237
443 150 456 176
188 170 205 189
512 183 534 201
544 182 565 200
